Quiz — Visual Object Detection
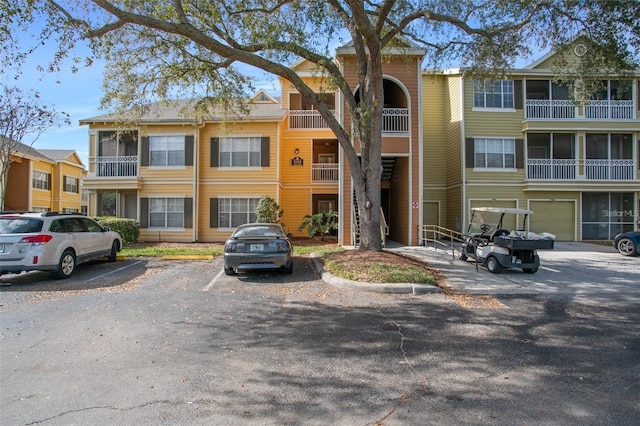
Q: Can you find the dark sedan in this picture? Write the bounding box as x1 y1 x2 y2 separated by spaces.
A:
613 231 640 257
223 223 293 275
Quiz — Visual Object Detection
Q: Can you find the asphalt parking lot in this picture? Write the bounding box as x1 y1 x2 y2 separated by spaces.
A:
1 243 638 425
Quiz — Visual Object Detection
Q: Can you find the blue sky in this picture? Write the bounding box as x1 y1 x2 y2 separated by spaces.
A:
11 30 281 168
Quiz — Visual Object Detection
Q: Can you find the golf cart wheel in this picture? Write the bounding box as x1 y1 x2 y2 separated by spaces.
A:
458 252 468 261
617 238 637 256
523 267 538 274
485 256 503 274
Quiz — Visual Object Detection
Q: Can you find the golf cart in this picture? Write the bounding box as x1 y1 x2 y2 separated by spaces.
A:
459 207 555 274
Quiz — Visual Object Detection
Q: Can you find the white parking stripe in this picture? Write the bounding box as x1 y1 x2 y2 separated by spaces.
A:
202 268 224 291
85 260 144 282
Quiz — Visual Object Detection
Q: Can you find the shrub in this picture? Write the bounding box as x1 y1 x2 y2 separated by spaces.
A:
95 217 140 244
298 210 338 240
255 196 284 225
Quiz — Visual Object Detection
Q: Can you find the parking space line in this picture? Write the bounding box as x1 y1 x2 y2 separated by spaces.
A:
202 268 224 291
85 261 144 282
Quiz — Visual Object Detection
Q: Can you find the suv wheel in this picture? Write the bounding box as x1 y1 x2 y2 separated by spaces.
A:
54 249 76 279
108 241 119 262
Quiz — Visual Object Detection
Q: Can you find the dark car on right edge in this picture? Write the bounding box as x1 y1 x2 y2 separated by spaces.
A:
613 231 640 256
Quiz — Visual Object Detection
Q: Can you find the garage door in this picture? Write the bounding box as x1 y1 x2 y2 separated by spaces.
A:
529 201 575 241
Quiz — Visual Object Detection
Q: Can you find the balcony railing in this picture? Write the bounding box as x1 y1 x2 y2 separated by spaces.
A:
584 100 634 119
289 110 334 129
525 100 575 119
312 163 339 182
527 159 635 180
525 99 635 120
382 108 409 133
97 156 138 177
289 108 410 133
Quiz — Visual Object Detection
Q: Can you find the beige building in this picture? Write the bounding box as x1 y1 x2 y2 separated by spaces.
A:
3 141 86 213
80 42 639 243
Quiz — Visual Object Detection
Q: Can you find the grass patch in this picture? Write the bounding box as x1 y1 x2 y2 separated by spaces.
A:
323 251 440 286
120 245 223 257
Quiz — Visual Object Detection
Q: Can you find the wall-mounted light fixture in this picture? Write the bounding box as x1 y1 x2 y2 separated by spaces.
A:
291 148 303 166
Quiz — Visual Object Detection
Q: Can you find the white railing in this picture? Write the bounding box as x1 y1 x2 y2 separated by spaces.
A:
527 159 577 180
525 100 575 119
527 159 635 181
382 108 409 133
584 100 634 119
289 110 334 129
97 156 138 177
289 108 410 133
585 159 635 180
312 163 339 182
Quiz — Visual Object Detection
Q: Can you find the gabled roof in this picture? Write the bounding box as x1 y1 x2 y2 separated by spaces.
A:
4 138 85 167
336 38 426 56
80 96 286 125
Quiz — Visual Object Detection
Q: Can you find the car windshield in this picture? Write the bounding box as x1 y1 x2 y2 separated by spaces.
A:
0 218 44 234
233 225 285 238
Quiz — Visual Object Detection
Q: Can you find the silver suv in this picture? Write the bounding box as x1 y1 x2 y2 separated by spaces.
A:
0 212 122 279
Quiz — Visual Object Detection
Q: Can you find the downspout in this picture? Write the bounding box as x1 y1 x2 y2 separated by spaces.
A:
460 72 467 232
192 121 203 242
337 59 345 246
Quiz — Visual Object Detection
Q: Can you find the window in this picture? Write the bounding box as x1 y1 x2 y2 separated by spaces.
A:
64 176 79 193
473 80 514 109
150 135 185 166
474 138 516 168
220 137 261 167
63 208 79 213
219 198 259 228
582 192 635 239
149 197 184 228
32 170 51 190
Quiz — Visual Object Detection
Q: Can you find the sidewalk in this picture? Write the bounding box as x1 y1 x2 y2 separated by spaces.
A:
385 243 540 295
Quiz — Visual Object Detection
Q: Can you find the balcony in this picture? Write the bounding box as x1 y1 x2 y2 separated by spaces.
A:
585 100 634 119
525 99 635 120
97 156 138 177
288 108 410 133
527 159 635 180
312 163 339 183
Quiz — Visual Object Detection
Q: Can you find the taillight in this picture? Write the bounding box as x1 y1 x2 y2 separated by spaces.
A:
276 242 289 252
19 235 53 245
225 242 245 253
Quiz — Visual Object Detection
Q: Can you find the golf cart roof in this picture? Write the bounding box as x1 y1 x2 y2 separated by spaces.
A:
472 207 534 215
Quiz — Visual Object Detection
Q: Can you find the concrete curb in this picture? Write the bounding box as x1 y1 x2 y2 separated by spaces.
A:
310 253 443 294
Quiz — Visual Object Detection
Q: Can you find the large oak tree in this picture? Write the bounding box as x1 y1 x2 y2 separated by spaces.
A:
3 0 638 250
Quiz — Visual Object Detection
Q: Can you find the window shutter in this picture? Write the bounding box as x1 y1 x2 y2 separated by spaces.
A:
514 80 523 110
141 137 150 166
261 137 270 166
210 138 219 167
185 136 194 166
465 138 475 168
210 198 218 228
515 139 524 169
47 173 51 190
140 198 149 228
184 198 193 228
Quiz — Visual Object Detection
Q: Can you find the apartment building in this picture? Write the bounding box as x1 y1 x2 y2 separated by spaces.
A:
80 40 639 244
3 140 86 213
423 41 639 241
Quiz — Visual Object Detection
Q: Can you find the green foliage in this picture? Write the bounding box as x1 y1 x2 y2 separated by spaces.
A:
255 196 284 225
298 210 338 240
95 216 140 244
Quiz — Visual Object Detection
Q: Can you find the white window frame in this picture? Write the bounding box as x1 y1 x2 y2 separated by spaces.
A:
148 197 184 229
32 170 51 190
219 137 261 168
64 176 79 193
473 79 515 111
474 138 517 170
149 135 186 167
218 197 260 228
